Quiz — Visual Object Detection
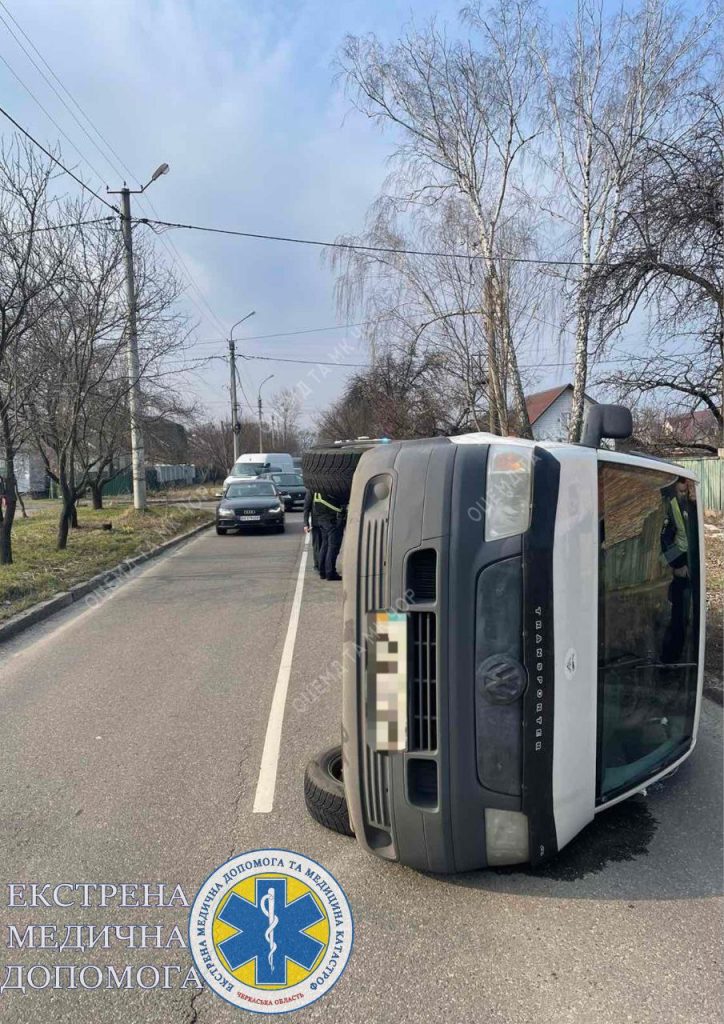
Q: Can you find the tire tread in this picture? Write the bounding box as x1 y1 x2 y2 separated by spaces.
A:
303 746 354 837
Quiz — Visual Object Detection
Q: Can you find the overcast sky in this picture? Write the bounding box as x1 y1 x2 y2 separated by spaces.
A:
1 0 594 429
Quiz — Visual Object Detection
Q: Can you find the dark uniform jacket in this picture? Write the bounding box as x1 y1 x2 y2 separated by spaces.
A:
303 489 313 529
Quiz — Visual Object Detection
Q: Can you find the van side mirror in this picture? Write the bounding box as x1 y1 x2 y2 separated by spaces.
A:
580 405 633 448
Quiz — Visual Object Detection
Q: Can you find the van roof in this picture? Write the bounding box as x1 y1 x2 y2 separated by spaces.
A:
234 452 293 462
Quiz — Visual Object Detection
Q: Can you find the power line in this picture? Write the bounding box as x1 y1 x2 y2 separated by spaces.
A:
236 351 639 371
0 101 117 211
0 4 120 183
0 46 109 192
241 353 369 368
197 320 372 345
8 215 114 238
135 217 602 268
0 10 232 359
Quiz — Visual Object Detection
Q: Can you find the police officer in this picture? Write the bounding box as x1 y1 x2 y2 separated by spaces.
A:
303 488 321 571
313 490 346 581
660 477 696 662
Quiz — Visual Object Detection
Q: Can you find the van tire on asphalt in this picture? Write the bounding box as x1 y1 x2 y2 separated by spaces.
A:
303 745 354 837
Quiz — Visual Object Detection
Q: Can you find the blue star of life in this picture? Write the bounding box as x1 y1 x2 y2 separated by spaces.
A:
217 878 325 986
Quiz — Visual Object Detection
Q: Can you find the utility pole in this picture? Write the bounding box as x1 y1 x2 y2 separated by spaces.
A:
229 338 240 461
228 312 256 462
109 162 169 511
119 187 146 510
257 374 274 452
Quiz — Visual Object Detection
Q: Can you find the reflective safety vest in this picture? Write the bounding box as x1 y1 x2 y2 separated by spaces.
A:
313 492 343 513
670 497 689 554
662 496 689 566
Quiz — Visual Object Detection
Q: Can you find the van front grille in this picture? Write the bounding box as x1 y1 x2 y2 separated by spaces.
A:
409 612 437 751
363 516 387 612
359 476 392 834
364 747 391 828
406 548 437 602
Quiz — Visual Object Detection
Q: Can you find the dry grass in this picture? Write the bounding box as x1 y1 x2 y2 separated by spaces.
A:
0 502 212 622
150 483 221 502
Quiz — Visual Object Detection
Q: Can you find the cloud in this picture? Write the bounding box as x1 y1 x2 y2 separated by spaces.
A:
1 0 460 423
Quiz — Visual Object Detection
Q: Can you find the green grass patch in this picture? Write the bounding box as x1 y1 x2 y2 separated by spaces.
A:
0 501 213 622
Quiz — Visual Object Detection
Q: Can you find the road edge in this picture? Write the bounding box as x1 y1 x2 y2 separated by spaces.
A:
0 518 213 646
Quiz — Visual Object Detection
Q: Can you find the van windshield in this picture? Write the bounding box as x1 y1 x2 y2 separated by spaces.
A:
225 482 276 498
597 462 700 802
230 464 264 478
271 474 302 486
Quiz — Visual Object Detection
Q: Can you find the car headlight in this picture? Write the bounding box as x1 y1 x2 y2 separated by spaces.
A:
218 508 235 517
484 445 534 541
268 505 283 514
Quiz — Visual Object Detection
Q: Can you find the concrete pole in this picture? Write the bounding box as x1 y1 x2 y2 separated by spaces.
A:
119 187 146 510
257 374 273 453
229 339 239 461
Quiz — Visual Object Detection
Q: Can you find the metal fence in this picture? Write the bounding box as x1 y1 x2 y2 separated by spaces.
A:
676 457 724 511
101 464 197 497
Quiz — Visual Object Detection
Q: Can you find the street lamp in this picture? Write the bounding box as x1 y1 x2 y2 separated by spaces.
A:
148 163 169 185
257 374 274 451
108 162 170 511
229 311 256 460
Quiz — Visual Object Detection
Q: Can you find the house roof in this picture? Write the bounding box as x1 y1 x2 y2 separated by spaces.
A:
665 407 719 441
525 384 571 424
525 383 596 425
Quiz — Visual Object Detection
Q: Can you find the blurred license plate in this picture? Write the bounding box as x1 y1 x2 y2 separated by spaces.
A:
240 514 260 520
366 611 407 752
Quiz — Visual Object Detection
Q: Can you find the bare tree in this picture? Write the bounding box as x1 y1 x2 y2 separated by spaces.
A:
537 0 713 440
0 137 65 563
188 419 236 481
331 198 549 432
598 344 722 454
337 0 544 436
28 211 190 548
318 347 448 441
270 387 302 450
593 90 723 445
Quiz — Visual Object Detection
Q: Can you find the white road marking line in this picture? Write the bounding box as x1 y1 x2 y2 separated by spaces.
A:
253 533 310 813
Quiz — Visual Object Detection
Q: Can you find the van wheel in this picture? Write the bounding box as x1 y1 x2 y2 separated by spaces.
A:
304 746 353 837
301 443 383 505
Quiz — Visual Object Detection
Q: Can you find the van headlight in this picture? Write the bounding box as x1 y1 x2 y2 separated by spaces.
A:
485 446 534 541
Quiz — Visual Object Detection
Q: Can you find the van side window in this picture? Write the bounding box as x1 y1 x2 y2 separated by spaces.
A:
597 463 700 802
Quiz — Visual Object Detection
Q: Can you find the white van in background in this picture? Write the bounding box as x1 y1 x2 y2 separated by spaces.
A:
223 452 295 489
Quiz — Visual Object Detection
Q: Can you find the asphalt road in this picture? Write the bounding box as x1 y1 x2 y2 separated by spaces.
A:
0 517 721 1024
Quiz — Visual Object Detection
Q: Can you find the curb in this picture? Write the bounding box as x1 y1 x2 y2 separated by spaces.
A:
0 519 213 646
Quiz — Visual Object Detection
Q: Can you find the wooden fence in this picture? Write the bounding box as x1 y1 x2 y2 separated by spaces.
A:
676 457 724 512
